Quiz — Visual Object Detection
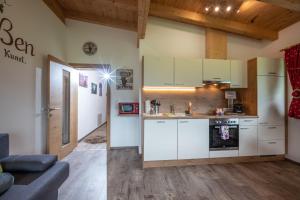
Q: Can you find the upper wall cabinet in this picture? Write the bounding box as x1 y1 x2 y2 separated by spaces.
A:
144 55 174 87
257 57 285 77
174 58 203 87
203 59 230 82
230 60 247 88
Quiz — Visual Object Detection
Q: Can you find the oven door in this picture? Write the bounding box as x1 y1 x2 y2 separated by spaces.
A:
209 125 239 150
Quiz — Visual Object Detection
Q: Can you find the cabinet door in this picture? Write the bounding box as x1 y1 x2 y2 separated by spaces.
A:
257 76 285 126
178 119 209 159
174 58 203 87
258 125 285 140
239 126 258 156
144 56 174 87
203 59 230 82
144 120 177 161
257 57 285 77
230 60 247 88
258 140 285 155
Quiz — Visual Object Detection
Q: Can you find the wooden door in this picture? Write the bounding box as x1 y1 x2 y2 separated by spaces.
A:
47 55 78 160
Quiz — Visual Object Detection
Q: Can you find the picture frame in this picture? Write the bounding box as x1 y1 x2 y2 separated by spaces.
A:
116 69 133 90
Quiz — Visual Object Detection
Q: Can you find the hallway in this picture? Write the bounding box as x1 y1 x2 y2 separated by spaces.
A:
58 125 107 200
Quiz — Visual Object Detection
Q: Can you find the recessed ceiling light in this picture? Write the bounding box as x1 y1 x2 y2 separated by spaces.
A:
205 7 209 12
214 6 220 12
226 6 232 12
237 9 240 14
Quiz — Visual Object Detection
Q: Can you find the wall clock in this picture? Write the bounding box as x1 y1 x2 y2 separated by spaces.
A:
82 42 98 56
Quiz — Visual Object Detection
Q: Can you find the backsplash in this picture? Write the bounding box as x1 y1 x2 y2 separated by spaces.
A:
143 86 227 114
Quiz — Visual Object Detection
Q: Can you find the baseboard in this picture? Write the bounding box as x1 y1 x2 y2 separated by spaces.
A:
78 122 107 142
285 158 300 165
110 146 139 150
143 155 285 169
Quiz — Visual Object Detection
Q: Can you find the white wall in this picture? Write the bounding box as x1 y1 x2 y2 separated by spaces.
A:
141 17 300 162
65 20 140 147
78 70 107 141
0 0 66 154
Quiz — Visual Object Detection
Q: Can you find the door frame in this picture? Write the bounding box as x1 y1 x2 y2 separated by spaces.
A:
69 62 111 150
47 55 78 159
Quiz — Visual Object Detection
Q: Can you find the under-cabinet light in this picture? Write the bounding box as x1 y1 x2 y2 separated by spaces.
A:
143 87 196 92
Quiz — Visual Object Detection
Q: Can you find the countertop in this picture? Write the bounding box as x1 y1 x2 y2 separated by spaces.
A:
142 113 258 119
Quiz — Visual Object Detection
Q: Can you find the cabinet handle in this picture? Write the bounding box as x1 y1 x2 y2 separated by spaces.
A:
268 72 277 75
176 83 184 86
232 84 240 87
212 78 221 80
259 122 268 125
244 120 253 122
268 127 277 129
240 128 249 130
164 83 173 86
268 142 277 144
157 121 166 124
180 121 189 124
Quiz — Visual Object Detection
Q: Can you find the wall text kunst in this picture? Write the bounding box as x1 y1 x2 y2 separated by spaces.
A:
0 17 35 64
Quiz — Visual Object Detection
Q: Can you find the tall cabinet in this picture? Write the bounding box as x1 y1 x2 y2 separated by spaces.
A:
246 57 285 156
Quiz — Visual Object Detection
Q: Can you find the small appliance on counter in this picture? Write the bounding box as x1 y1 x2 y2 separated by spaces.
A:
225 91 236 112
119 102 139 115
233 103 244 114
185 101 192 115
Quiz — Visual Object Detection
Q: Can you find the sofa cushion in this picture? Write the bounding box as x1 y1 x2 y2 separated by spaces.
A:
0 173 14 195
0 155 57 172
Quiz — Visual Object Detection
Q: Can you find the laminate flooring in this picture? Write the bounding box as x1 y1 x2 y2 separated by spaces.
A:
108 148 300 200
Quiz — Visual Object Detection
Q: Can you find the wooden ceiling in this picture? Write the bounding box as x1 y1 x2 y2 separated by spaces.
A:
43 0 300 42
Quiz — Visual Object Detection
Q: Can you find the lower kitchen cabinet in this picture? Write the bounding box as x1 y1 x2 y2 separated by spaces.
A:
258 140 285 155
144 120 178 161
178 119 209 159
239 125 258 156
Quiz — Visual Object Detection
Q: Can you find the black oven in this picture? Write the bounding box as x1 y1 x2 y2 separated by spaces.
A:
209 118 239 151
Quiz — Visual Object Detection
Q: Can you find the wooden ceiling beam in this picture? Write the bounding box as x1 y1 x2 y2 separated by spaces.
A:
96 0 137 11
138 0 151 39
149 3 278 41
65 10 137 32
256 0 300 12
43 0 65 24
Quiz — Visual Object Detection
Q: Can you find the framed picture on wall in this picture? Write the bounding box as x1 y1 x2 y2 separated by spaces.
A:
79 73 88 88
91 83 97 94
99 83 102 96
116 69 133 90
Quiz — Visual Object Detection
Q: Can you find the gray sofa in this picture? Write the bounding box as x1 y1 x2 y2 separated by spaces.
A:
0 134 69 200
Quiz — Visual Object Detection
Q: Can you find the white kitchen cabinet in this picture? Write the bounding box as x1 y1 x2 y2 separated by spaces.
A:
230 60 247 88
144 55 174 87
239 126 258 156
258 140 285 155
257 76 285 126
257 57 285 77
203 59 230 82
144 120 177 161
174 58 203 87
258 125 285 141
209 150 239 158
178 119 209 159
239 118 258 126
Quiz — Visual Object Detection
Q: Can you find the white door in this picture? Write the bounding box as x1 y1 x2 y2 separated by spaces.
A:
257 76 285 126
144 56 174 87
239 126 258 156
203 59 230 82
144 120 177 161
174 58 203 87
178 119 209 159
257 57 285 77
230 60 247 88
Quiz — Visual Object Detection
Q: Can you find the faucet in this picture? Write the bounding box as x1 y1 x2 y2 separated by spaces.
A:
170 104 175 114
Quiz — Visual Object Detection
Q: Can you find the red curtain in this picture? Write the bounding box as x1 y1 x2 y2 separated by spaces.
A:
285 44 300 119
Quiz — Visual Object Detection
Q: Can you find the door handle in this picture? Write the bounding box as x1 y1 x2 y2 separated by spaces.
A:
46 107 61 113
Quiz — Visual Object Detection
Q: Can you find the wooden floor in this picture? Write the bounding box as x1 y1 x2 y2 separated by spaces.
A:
108 149 300 200
58 125 107 200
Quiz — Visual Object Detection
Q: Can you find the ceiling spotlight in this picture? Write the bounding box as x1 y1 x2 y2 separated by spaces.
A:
237 9 240 14
214 6 220 12
226 6 232 12
205 7 209 12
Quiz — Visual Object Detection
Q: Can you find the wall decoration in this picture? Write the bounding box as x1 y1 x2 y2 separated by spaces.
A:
82 42 97 56
116 69 133 90
79 73 88 88
91 83 97 94
0 0 10 14
99 83 102 96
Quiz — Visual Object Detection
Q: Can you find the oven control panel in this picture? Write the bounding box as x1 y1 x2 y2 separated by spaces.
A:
209 118 239 125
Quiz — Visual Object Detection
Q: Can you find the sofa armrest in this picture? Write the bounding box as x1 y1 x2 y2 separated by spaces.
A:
0 185 28 200
0 155 57 172
26 161 69 200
